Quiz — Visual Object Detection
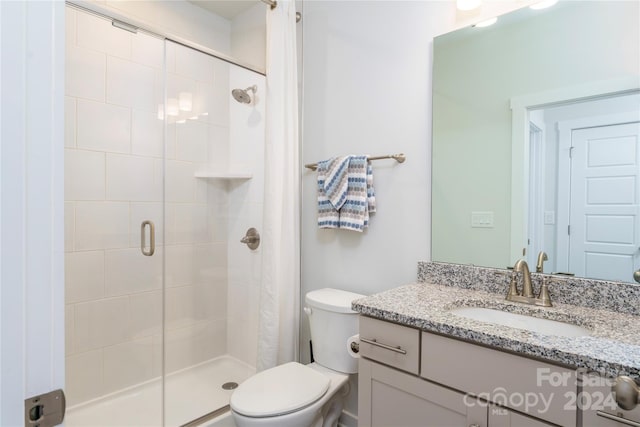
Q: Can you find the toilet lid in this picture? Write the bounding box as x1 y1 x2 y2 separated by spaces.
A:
230 362 330 417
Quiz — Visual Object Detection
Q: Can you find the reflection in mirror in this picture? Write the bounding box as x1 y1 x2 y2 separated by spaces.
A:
431 1 640 283
526 93 639 282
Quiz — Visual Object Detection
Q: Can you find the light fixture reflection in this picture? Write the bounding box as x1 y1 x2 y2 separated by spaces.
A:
179 92 192 112
457 0 482 11
167 98 179 117
474 16 497 27
530 0 558 10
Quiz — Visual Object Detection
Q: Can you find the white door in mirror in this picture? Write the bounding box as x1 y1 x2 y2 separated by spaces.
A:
569 122 640 283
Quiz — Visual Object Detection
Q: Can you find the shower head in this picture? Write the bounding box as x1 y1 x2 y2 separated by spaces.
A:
231 85 257 104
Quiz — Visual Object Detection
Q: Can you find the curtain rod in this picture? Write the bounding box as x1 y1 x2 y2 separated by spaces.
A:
305 153 406 171
260 0 277 9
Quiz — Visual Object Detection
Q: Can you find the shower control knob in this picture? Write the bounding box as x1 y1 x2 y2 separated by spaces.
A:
240 228 260 250
613 376 640 411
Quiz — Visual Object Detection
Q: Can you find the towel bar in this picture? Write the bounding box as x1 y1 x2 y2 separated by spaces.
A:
305 153 406 171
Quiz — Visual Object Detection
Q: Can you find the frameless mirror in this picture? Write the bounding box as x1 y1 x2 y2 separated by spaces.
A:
431 1 640 283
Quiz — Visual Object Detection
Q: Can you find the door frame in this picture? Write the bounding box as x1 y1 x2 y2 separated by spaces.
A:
556 111 640 273
527 119 545 267
1 2 65 425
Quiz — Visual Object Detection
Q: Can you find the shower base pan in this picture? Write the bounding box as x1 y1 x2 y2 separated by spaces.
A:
66 355 254 427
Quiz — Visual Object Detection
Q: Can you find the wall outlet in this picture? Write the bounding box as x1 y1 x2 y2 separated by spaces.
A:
471 211 494 228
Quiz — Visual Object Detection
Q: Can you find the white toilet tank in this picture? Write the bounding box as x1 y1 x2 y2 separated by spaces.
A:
305 288 365 374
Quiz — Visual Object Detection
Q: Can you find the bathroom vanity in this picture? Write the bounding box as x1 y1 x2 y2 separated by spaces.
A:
354 262 640 427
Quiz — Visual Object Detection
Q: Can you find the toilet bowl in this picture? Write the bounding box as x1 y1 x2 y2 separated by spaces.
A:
230 288 364 427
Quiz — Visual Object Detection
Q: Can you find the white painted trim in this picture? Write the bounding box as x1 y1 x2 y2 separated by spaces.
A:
555 110 640 273
338 410 358 427
509 78 640 265
1 2 28 423
527 122 544 266
0 2 65 424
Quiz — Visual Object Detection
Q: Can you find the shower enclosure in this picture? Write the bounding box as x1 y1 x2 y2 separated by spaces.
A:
64 3 265 425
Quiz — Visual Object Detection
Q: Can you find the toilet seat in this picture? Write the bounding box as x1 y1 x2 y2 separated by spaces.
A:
230 362 330 418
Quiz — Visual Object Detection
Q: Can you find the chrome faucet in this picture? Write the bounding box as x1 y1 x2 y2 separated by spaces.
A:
536 251 548 273
506 259 552 307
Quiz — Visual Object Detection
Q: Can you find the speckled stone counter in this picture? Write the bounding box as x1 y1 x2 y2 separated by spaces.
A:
353 263 640 379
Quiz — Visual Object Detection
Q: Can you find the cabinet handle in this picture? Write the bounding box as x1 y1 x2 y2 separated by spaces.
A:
597 411 640 427
141 220 155 256
613 376 640 411
360 337 407 354
469 424 480 427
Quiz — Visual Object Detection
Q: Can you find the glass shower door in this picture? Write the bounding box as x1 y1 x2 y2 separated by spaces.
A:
163 40 264 425
65 6 265 425
64 6 165 425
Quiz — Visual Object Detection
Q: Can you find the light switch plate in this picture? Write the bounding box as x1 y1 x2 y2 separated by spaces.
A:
471 211 494 228
544 211 555 225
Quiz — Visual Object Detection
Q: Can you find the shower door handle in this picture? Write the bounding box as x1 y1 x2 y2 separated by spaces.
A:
141 220 155 256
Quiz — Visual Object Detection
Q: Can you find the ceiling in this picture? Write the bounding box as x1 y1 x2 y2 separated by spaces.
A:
188 0 260 20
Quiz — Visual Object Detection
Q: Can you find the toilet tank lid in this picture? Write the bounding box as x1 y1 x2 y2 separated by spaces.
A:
305 288 366 313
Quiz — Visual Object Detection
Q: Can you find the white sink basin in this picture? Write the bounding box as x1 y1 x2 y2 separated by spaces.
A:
449 307 591 337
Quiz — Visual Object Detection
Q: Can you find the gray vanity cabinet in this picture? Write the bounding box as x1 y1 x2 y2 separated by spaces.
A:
359 357 487 427
488 406 554 427
358 316 577 427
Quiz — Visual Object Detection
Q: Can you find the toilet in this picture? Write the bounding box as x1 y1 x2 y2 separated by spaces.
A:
230 288 365 427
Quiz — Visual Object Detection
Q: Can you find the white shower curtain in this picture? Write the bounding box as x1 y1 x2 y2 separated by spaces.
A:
256 0 300 371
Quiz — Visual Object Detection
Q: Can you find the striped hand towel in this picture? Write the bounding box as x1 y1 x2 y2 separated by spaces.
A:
317 156 349 229
339 155 370 232
317 155 376 232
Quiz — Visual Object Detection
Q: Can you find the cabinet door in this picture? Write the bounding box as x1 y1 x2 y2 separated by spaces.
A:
488 405 554 427
359 358 487 427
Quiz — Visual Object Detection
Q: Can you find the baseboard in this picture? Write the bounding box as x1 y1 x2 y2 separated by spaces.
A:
338 409 357 427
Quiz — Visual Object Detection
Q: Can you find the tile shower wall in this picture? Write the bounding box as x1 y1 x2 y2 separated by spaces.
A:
63 7 252 406
226 68 266 367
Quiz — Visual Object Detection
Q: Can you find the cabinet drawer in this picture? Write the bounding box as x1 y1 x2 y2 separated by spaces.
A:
359 316 420 375
421 332 576 427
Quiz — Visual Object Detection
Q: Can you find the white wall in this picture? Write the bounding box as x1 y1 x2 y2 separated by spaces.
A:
300 1 445 420
298 0 541 420
231 3 267 72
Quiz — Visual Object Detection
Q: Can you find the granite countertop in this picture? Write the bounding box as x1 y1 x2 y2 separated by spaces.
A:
352 281 640 379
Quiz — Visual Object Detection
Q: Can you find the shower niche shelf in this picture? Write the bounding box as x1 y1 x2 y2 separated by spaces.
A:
194 171 253 180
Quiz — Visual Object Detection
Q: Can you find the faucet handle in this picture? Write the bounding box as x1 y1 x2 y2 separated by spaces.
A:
538 278 553 307
507 272 519 298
